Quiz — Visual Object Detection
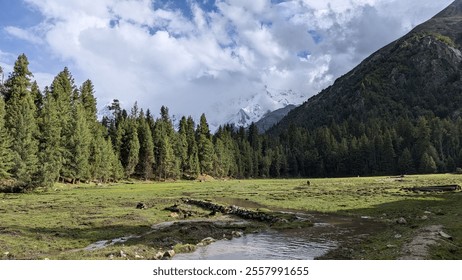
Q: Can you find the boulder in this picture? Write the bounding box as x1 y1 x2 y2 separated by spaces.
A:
439 231 453 240
396 217 407 225
163 250 175 259
232 231 244 238
154 251 164 260
198 237 216 246
136 202 147 209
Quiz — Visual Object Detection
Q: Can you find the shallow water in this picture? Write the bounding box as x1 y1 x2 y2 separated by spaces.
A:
173 230 336 260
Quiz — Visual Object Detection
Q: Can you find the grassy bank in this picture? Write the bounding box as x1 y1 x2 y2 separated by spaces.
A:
0 174 461 259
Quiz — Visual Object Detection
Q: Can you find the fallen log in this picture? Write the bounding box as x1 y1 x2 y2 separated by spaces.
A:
402 185 461 192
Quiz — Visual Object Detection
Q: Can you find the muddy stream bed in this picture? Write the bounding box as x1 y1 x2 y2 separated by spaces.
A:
84 198 384 260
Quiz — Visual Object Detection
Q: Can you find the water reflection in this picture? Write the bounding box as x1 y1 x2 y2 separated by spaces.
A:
173 231 336 260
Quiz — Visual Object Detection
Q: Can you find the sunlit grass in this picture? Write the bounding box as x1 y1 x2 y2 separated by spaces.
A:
1 174 461 259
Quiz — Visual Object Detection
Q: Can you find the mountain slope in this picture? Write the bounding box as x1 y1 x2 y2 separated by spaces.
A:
270 0 462 134
255 104 296 132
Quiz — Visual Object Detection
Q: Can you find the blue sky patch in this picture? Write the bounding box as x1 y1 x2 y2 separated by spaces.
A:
308 29 323 44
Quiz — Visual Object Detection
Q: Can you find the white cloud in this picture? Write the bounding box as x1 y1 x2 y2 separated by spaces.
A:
3 0 453 123
4 26 44 44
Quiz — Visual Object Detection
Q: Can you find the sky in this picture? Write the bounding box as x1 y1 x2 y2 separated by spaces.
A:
0 0 454 124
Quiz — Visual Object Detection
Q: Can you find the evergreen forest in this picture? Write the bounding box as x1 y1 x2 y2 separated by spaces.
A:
1 54 462 191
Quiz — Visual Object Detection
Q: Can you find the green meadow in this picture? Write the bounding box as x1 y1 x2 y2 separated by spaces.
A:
1 174 461 260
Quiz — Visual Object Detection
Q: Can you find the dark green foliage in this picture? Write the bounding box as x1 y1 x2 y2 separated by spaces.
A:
37 88 62 187
153 106 180 179
118 104 141 178
197 114 214 175
79 80 98 125
4 54 39 188
66 102 92 182
419 153 437 174
50 68 76 181
398 148 415 174
178 116 200 178
0 96 13 179
136 111 155 180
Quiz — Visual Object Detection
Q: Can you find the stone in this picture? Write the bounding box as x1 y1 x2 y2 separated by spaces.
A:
386 244 397 248
396 217 407 224
135 254 142 259
198 237 216 246
232 231 244 238
424 211 432 214
170 212 179 218
119 250 127 258
155 251 164 260
394 234 402 239
108 254 114 260
163 250 175 259
136 202 147 209
420 215 428 220
438 231 453 240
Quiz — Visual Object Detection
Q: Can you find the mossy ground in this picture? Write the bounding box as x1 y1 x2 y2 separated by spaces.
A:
1 174 461 259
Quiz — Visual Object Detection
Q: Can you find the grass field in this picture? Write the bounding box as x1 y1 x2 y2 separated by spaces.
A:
1 174 461 260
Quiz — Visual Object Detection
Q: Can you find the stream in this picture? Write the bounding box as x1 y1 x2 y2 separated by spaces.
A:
83 198 381 260
173 226 337 260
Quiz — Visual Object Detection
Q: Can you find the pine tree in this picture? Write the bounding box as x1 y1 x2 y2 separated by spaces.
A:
178 117 190 176
50 68 76 180
419 152 437 174
398 148 415 174
4 54 40 188
136 111 155 180
186 116 200 177
31 81 42 116
0 96 13 179
79 80 98 125
119 105 140 178
37 88 62 186
197 113 214 175
67 102 92 183
153 106 180 179
90 126 106 182
380 132 396 175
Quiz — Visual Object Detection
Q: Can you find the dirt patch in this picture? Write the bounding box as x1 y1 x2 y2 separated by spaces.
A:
399 225 444 260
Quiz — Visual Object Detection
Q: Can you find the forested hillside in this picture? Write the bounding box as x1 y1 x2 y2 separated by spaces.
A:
2 2 462 190
267 0 462 177
0 55 289 191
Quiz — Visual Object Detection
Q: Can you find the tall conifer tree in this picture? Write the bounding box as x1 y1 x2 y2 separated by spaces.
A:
4 54 39 187
136 111 155 180
197 113 214 175
38 87 62 186
67 102 92 182
0 96 13 179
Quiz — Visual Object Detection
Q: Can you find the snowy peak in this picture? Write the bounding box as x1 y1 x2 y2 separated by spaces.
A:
224 86 305 128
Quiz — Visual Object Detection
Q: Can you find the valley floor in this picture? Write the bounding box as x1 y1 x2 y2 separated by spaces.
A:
0 174 461 260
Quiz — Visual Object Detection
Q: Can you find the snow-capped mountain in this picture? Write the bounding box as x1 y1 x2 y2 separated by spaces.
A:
217 86 306 129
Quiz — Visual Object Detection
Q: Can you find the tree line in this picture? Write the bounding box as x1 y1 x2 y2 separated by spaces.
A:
1 54 462 191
